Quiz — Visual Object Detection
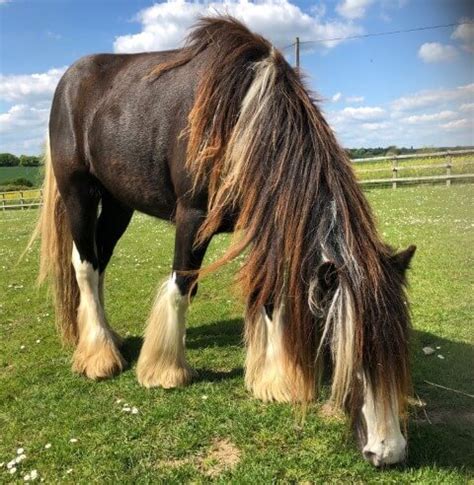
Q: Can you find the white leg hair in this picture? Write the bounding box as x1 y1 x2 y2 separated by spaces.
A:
136 273 195 388
362 379 407 467
245 304 308 402
71 244 125 379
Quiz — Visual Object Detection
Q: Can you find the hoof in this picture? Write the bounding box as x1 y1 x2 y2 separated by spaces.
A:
136 360 195 389
72 337 126 380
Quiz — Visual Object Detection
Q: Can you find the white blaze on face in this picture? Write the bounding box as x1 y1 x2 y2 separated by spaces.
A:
362 380 407 467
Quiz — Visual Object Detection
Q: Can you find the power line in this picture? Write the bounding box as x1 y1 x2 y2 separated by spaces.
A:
282 20 474 50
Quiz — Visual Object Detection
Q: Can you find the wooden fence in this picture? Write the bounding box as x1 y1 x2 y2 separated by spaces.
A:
355 148 474 188
1 149 473 210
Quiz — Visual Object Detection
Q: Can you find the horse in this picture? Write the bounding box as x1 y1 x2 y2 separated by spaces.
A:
32 16 416 467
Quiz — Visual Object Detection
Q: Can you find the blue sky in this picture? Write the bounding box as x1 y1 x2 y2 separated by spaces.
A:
0 0 473 154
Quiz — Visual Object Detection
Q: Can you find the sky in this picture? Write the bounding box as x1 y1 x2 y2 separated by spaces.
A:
0 0 473 155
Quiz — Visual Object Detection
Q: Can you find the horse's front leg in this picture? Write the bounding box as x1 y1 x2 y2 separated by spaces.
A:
245 303 314 402
136 205 210 388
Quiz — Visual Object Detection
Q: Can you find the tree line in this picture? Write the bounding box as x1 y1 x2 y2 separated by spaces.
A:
0 153 42 167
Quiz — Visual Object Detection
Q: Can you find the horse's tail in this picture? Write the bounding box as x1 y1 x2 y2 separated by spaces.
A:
29 135 79 344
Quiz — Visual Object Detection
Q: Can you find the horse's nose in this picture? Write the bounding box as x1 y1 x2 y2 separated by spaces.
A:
362 438 407 467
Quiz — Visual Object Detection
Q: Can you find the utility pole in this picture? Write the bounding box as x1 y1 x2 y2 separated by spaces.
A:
295 37 300 69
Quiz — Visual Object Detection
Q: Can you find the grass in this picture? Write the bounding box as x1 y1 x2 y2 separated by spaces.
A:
1 184 473 483
0 167 43 187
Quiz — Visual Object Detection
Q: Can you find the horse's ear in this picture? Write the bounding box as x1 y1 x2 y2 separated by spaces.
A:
317 261 339 292
391 245 416 273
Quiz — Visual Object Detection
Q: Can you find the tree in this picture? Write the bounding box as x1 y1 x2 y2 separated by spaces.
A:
19 155 41 166
0 153 20 167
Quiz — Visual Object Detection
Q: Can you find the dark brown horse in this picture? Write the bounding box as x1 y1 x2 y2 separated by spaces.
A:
34 17 416 466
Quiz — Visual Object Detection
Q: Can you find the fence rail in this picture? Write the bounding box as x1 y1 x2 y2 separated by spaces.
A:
1 149 473 210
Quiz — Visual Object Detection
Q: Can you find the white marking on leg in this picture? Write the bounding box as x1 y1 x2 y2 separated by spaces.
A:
362 379 407 467
71 244 124 378
136 272 194 388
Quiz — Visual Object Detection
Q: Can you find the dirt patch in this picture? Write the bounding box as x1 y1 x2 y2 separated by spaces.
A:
199 438 241 478
158 438 241 477
319 402 344 421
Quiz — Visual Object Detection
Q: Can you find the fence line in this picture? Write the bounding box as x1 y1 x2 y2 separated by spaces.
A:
1 149 473 209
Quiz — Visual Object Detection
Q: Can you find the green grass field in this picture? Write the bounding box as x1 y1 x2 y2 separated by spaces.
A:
0 166 43 187
1 185 473 483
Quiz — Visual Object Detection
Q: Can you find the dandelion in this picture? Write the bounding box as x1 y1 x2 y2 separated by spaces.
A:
131 407 139 414
17 448 24 455
9 467 17 474
69 438 78 443
44 443 51 449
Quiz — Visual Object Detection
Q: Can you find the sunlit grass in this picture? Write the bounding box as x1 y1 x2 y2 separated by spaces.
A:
1 185 473 482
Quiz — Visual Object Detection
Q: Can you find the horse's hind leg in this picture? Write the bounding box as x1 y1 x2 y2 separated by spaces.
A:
64 175 126 379
137 205 210 388
96 190 134 344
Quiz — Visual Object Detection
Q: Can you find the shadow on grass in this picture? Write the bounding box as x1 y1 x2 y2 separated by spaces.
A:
187 318 243 349
121 336 143 365
194 367 243 383
407 329 473 471
122 320 472 472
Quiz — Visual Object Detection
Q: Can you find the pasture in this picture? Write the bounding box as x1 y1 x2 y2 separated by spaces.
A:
1 185 473 482
0 166 43 187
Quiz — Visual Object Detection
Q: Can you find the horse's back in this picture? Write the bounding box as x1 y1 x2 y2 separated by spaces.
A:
50 50 201 218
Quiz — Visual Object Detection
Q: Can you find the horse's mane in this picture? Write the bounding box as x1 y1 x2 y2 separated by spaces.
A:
154 16 411 415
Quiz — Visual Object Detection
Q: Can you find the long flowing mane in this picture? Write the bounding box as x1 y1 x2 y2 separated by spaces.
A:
153 17 411 414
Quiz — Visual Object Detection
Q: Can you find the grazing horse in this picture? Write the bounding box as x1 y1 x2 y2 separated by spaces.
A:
34 17 416 466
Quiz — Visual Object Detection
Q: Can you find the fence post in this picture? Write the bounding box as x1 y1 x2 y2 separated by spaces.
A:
446 151 452 187
1 192 5 211
391 158 398 189
295 37 300 69
20 191 25 210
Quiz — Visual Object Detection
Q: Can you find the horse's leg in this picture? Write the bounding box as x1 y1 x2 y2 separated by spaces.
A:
136 205 209 388
65 176 126 379
95 190 134 345
245 303 311 402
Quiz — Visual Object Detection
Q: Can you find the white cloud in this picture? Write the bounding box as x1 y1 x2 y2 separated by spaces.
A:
0 104 49 154
361 122 389 131
460 102 474 112
336 0 373 20
392 83 474 112
332 92 342 102
0 67 67 154
340 106 385 120
403 110 457 124
440 118 472 131
114 0 363 53
0 67 67 102
452 18 474 53
0 104 49 132
418 42 458 63
346 95 364 103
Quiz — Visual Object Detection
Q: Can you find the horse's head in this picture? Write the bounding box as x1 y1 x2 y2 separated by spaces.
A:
316 245 416 467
